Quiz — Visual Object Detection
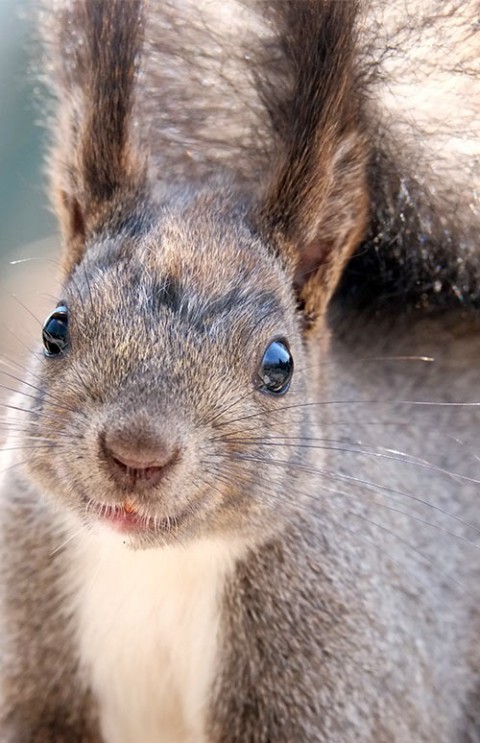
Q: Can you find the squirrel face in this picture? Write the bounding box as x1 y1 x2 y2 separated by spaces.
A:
28 1 368 549
26 189 314 549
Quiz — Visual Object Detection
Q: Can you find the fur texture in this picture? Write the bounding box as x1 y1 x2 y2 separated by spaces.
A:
1 0 480 740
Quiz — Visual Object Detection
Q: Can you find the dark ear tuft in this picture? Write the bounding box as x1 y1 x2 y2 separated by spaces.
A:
45 0 148 273
254 0 368 327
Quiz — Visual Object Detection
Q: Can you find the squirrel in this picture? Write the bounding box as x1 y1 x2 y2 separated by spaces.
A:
1 0 480 740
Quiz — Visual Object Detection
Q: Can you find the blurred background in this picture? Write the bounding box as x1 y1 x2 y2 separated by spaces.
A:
0 1 60 366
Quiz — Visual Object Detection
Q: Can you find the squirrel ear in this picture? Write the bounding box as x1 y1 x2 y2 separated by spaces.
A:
46 0 147 274
266 134 368 327
53 191 86 272
254 1 368 327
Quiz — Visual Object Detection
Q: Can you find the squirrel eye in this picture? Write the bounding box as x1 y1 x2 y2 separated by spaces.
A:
42 306 69 357
258 339 293 395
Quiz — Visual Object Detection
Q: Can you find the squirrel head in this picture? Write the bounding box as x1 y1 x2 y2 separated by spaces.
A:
28 0 368 547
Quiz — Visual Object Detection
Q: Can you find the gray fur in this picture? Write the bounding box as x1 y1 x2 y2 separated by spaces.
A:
2 1 480 740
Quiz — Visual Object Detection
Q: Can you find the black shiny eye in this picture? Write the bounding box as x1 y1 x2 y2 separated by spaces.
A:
258 339 294 395
42 306 69 357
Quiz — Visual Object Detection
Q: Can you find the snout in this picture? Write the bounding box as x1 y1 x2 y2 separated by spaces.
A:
99 426 181 490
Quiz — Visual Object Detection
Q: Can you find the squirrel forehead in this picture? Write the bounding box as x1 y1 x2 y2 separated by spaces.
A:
82 206 292 305
149 210 285 288
72 209 296 335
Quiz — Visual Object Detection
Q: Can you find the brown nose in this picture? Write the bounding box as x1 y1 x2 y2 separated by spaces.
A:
100 428 180 489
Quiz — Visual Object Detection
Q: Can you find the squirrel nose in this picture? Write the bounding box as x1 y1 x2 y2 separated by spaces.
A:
100 428 180 489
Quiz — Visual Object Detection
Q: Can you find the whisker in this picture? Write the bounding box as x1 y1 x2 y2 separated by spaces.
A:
0 383 84 418
0 353 38 376
401 400 480 408
203 451 480 537
0 324 40 359
0 369 82 415
212 399 389 429
205 463 467 590
0 435 68 447
6 292 44 327
292 354 435 378
0 417 75 435
0 457 36 477
350 512 464 589
212 437 480 486
0 401 79 425
310 480 480 553
446 433 480 463
50 525 87 557
1 445 58 452
205 387 257 428
213 398 480 430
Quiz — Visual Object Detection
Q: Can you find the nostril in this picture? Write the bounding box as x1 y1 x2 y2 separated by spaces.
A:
108 449 172 472
110 455 164 482
100 429 180 488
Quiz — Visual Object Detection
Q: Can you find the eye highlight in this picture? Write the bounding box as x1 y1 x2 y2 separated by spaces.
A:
258 339 293 395
42 306 69 357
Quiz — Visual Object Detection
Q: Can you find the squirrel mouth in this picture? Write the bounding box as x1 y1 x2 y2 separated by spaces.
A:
84 498 184 535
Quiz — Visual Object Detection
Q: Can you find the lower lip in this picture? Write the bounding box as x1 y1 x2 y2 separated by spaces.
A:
100 508 149 533
89 503 183 535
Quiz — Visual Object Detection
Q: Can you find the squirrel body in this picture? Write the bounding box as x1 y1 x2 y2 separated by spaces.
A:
1 1 480 741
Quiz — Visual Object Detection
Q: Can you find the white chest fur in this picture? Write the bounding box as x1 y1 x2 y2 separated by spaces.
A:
70 530 242 743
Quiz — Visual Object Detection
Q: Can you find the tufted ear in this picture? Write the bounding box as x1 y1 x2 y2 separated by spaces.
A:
255 0 368 328
45 0 148 273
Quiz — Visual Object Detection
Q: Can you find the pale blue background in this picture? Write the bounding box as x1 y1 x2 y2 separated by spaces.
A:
0 0 55 257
